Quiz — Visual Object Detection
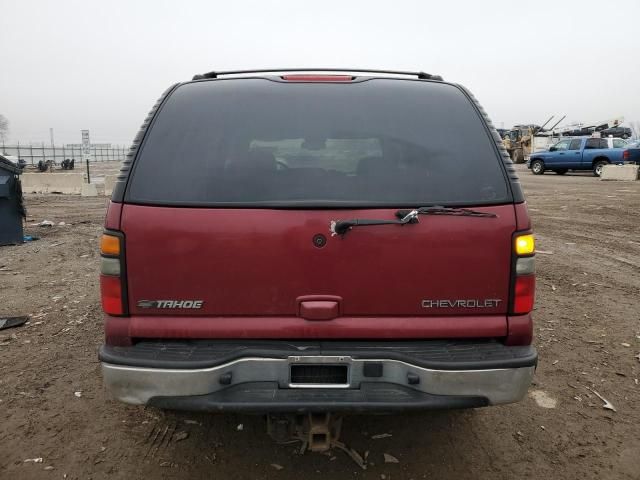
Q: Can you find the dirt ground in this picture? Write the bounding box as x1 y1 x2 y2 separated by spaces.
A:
1 165 639 480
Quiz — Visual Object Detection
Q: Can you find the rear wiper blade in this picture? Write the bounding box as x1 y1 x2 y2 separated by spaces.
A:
395 206 498 219
330 206 496 236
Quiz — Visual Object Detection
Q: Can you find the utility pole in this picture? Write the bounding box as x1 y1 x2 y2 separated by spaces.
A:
81 130 91 184
49 128 55 164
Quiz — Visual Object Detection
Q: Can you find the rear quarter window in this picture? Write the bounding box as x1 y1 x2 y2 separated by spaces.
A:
585 138 601 149
126 79 510 207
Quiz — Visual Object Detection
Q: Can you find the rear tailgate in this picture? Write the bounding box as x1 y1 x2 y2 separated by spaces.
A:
122 205 514 320
624 147 640 163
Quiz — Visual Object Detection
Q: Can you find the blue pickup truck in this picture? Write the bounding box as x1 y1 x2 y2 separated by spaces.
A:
528 137 627 176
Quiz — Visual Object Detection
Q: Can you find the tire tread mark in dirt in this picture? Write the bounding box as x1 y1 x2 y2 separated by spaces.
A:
143 421 178 460
161 422 177 452
152 425 169 458
470 416 498 474
143 424 163 459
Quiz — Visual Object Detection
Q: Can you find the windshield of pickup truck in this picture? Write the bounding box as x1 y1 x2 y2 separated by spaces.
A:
127 78 510 207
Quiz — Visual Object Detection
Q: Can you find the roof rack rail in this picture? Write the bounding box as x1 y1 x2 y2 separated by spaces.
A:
192 68 443 81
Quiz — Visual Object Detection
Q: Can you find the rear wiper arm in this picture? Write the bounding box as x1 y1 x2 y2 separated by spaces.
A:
330 206 496 236
330 210 419 236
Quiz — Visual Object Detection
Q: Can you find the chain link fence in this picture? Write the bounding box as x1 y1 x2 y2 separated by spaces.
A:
1 141 128 165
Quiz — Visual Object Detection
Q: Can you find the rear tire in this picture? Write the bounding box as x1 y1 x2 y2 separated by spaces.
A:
554 169 568 175
531 159 545 175
593 160 608 177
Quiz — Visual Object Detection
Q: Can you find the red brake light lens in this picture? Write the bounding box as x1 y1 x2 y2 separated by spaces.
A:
100 274 123 315
281 75 354 82
513 275 535 314
623 150 630 160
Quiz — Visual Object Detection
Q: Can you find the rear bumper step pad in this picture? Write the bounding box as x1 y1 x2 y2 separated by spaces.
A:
100 339 537 371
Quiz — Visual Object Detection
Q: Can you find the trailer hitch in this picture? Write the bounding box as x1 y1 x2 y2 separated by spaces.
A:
267 413 343 452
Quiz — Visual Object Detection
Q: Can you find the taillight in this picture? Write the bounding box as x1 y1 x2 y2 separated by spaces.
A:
100 231 127 316
511 233 535 315
623 150 630 160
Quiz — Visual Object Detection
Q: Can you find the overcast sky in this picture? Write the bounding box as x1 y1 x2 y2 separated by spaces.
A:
1 0 639 145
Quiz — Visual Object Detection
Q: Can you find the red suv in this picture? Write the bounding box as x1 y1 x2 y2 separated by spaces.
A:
99 69 536 422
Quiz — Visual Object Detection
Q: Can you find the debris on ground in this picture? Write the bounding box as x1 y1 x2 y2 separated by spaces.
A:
173 431 189 442
43 466 54 470
297 440 308 454
621 343 630 347
36 220 54 227
74 391 82 398
586 387 617 412
270 463 284 470
535 250 554 255
529 390 558 409
24 458 43 463
331 440 367 470
371 433 393 440
183 419 201 425
236 423 243 431
0 316 28 331
383 453 399 464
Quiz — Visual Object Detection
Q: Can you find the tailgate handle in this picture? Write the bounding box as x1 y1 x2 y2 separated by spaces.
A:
297 296 342 321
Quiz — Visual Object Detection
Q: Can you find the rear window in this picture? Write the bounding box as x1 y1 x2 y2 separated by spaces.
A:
585 138 604 149
127 79 510 207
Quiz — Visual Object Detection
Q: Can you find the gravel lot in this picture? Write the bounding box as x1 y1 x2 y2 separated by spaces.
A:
1 165 639 479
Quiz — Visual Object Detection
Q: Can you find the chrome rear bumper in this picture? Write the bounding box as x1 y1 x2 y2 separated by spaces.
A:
102 354 535 408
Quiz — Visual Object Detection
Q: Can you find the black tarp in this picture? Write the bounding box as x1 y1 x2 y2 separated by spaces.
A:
0 155 25 246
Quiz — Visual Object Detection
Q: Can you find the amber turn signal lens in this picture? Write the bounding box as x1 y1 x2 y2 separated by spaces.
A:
100 234 120 256
514 234 535 256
